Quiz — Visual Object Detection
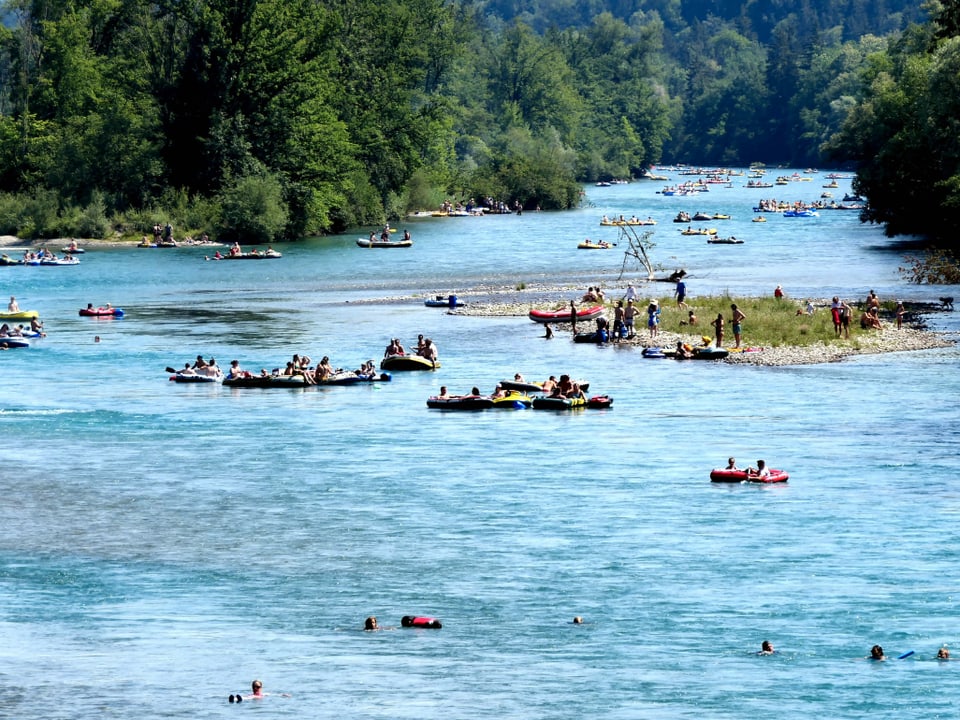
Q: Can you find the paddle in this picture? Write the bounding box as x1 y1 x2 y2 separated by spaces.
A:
898 650 915 659
165 366 177 374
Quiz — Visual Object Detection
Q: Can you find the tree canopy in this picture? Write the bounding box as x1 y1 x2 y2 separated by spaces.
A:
0 0 942 241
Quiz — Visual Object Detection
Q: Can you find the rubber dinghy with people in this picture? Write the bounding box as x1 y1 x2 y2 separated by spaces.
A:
0 310 39 321
528 304 604 324
79 305 124 317
381 354 439 371
170 368 224 383
426 391 494 410
710 468 789 483
356 238 412 248
498 379 590 393
223 373 309 388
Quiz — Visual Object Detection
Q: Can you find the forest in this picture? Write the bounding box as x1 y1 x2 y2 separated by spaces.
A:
0 0 952 244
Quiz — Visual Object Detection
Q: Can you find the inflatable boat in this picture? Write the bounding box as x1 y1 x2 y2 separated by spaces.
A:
223 374 308 388
709 468 789 484
381 354 440 371
426 394 494 410
491 391 533 409
528 304 604 324
79 307 124 317
532 395 587 410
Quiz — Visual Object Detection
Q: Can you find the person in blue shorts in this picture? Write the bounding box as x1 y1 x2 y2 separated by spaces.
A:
731 303 746 348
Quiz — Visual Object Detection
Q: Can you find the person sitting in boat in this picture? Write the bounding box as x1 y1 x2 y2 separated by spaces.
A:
418 338 439 363
675 341 694 359
29 317 45 336
514 372 526 383
282 361 297 376
726 457 739 470
541 375 558 394
314 356 334 382
265 246 279 257
747 459 770 479
227 359 249 379
552 374 575 398
8 296 19 312
179 362 196 375
437 386 450 399
492 384 508 399
193 355 208 369
385 338 405 357
356 359 377 377
229 241 241 256
8 324 23 336
403 229 411 242
198 358 220 377
0 323 10 337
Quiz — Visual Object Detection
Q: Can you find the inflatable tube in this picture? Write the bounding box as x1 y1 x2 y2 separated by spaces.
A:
0 337 30 348
401 615 442 629
642 347 666 358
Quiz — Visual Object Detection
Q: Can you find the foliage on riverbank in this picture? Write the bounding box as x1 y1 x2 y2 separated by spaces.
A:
898 250 960 284
0 0 929 242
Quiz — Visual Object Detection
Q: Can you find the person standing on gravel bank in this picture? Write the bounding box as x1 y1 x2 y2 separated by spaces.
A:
711 313 724 347
731 304 746 348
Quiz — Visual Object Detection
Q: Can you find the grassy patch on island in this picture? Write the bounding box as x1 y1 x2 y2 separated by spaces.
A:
638 293 885 349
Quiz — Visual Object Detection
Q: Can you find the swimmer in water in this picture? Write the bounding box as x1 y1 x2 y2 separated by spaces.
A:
759 640 775 655
870 644 886 660
572 616 584 624
937 647 950 659
229 679 269 702
365 616 378 631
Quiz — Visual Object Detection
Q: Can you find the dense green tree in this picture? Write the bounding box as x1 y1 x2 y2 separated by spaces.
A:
826 6 960 240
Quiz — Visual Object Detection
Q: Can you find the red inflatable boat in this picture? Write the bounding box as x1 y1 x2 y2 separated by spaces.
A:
528 304 604 324
709 468 789 484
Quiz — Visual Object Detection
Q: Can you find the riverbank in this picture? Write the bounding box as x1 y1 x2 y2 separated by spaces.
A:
445 293 954 366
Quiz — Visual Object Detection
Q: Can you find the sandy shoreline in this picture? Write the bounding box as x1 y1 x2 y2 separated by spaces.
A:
5 235 953 365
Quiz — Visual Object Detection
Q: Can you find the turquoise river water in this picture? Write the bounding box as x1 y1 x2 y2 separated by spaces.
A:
1 172 959 719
